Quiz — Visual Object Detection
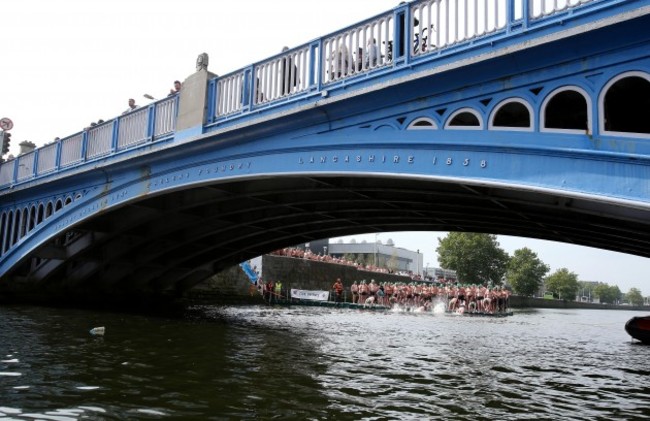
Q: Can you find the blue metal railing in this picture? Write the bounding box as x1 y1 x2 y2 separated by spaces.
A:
0 0 611 190
207 0 606 124
0 95 178 188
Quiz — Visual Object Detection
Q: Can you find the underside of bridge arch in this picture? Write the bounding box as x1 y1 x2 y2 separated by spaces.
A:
8 174 650 303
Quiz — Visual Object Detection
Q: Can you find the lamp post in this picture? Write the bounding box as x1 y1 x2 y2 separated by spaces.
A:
374 233 378 266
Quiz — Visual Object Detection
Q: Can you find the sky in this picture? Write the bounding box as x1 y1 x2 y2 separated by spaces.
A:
2 0 649 295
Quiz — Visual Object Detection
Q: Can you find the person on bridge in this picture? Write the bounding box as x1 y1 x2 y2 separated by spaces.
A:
168 80 181 96
364 38 379 68
330 41 349 79
122 98 139 114
280 46 298 96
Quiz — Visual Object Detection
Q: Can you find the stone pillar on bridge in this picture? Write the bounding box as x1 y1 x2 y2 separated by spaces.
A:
18 141 36 156
176 52 217 138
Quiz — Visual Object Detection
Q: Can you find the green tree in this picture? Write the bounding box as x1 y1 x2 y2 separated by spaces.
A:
626 288 645 306
544 268 579 300
594 283 622 304
577 281 595 301
506 247 550 296
436 232 509 284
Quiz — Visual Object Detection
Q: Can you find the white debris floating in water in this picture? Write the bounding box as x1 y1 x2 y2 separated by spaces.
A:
89 327 105 336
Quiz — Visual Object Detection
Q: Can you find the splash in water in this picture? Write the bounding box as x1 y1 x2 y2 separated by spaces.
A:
433 302 446 314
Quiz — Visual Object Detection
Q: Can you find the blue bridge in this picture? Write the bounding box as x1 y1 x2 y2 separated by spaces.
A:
1 0 649 302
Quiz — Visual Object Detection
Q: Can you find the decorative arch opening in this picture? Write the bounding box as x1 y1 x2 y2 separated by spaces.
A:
4 211 13 252
542 87 590 132
12 211 20 246
601 72 650 136
55 200 64 212
45 202 54 219
489 98 533 130
407 118 438 130
20 207 29 239
64 196 73 206
0 212 6 254
37 203 45 225
28 205 37 232
445 108 483 130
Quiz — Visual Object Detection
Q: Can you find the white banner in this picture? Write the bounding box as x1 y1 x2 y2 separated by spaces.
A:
290 289 329 301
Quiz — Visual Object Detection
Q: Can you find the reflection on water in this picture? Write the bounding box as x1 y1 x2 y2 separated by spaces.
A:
1 305 650 420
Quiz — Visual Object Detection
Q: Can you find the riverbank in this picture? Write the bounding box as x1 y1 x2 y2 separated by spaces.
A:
510 296 650 311
188 254 650 312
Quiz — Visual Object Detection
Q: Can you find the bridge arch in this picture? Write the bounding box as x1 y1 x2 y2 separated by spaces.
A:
2 214 9 253
407 117 438 130
445 108 483 129
0 213 6 254
488 98 534 131
540 86 591 134
0 191 89 254
36 203 44 226
3 211 10 252
8 211 16 250
12 211 20 246
1 0 650 298
1 212 6 251
19 208 27 240
599 70 650 137
374 123 400 131
45 202 53 220
28 205 36 232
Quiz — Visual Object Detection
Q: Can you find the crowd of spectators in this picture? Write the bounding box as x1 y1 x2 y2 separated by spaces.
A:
270 247 444 282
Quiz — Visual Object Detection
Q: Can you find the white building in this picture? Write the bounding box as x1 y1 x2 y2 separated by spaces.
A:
329 239 420 274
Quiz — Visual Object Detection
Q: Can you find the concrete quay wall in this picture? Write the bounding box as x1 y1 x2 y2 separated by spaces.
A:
188 255 650 312
187 254 413 304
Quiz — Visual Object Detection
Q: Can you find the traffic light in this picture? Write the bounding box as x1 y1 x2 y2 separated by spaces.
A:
2 131 10 155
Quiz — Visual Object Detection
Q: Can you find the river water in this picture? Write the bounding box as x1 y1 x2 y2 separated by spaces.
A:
1 304 649 420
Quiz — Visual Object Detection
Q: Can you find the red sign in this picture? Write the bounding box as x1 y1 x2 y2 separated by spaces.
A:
0 118 13 131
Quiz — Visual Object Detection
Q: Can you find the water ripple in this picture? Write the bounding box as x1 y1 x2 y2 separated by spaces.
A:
1 305 649 419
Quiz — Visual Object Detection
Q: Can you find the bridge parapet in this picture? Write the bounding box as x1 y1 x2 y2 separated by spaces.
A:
0 96 178 187
207 0 614 126
0 0 622 190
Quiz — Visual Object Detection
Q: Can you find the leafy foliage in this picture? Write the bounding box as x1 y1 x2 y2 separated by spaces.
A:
626 288 645 306
544 268 579 300
436 232 509 284
594 283 622 304
506 247 550 296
